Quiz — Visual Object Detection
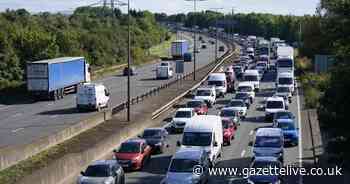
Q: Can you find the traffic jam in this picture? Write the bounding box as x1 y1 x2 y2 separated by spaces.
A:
77 35 299 184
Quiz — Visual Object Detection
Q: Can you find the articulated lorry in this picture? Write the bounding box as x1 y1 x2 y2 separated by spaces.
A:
171 40 189 59
26 57 91 100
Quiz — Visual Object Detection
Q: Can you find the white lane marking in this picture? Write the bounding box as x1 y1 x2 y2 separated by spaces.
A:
50 115 58 118
12 127 24 133
47 103 54 106
249 130 254 136
12 113 23 118
296 82 303 184
241 150 246 157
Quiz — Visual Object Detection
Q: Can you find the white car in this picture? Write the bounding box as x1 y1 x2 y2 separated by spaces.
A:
193 86 216 107
275 86 292 103
265 96 288 121
227 99 248 118
171 108 197 132
243 70 260 91
237 82 255 102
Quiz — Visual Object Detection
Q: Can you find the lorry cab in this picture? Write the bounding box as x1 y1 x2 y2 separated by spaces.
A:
178 115 223 166
207 73 227 97
243 70 260 92
156 62 173 79
76 83 110 111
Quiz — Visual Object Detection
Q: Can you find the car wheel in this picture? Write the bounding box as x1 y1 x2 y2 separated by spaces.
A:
159 145 164 154
227 140 231 145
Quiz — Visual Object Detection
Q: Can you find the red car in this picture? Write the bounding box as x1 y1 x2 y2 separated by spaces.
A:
113 139 152 170
222 118 238 146
186 100 208 115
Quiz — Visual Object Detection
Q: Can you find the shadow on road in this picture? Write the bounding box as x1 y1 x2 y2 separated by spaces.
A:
38 107 81 115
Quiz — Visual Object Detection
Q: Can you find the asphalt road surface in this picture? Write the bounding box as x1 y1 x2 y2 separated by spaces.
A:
0 34 227 148
121 65 303 184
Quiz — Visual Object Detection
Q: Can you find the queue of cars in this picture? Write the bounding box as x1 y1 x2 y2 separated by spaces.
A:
77 34 299 184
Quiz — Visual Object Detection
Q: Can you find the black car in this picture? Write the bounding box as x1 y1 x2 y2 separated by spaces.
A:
234 92 251 108
123 66 137 76
139 128 169 153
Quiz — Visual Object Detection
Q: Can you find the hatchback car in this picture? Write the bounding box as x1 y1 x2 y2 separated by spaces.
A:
139 128 169 153
220 107 240 124
78 160 125 184
222 118 238 145
273 119 299 146
273 111 295 123
234 92 252 108
186 100 208 115
227 99 248 117
247 157 283 184
123 66 137 76
161 148 210 184
113 139 152 170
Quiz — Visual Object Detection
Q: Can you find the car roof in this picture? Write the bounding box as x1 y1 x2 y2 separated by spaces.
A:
231 99 244 102
177 108 193 112
90 160 117 166
197 86 215 90
256 128 283 137
238 82 254 87
254 156 279 162
276 119 295 123
222 107 239 111
267 96 284 101
187 99 205 103
124 138 145 144
244 70 259 74
173 147 204 160
208 73 226 80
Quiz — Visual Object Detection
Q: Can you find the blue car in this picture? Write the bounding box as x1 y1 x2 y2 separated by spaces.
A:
274 119 299 146
247 157 283 184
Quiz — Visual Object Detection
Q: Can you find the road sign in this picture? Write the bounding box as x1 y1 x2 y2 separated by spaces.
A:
175 60 184 74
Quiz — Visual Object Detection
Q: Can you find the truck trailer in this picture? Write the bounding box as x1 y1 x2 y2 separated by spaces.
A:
26 57 91 100
171 40 189 59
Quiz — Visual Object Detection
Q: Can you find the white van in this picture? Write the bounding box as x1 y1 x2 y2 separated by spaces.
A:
243 70 260 92
156 62 173 79
178 115 223 166
76 83 110 111
237 82 255 101
265 96 287 121
276 72 295 94
194 86 216 107
207 73 227 97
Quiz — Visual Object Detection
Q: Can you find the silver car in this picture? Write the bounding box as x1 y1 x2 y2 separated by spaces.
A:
78 160 125 184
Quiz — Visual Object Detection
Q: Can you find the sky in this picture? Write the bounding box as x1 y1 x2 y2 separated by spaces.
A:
0 0 319 16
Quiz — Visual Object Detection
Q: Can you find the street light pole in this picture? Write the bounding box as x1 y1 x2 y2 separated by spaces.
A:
185 0 207 81
210 7 223 61
127 0 131 121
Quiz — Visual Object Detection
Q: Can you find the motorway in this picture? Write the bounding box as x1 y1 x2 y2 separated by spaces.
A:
0 34 227 148
120 62 303 184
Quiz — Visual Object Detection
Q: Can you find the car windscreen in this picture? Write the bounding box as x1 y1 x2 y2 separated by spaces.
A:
277 87 290 93
238 86 253 92
266 101 284 109
222 119 232 129
257 63 267 67
182 132 212 146
277 122 296 130
84 165 111 177
187 101 202 108
230 100 244 107
208 80 224 87
169 159 199 173
235 93 249 99
278 78 293 85
220 110 237 117
275 112 293 119
277 59 293 68
254 136 282 148
244 75 258 82
175 111 191 118
196 90 211 96
142 129 161 138
118 142 140 153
